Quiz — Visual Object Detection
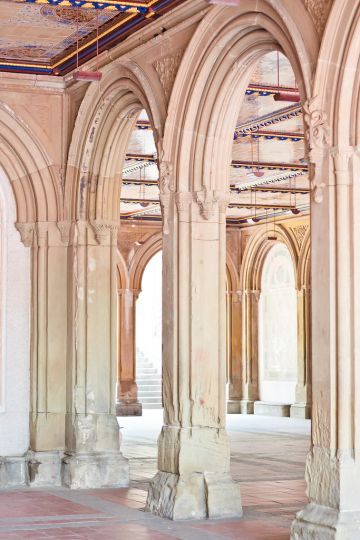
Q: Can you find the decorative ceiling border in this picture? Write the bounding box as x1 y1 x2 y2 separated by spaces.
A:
0 0 184 76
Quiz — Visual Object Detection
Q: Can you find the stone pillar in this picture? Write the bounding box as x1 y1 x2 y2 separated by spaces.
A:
239 290 260 414
62 220 129 489
146 188 242 520
27 221 69 486
116 287 142 416
290 286 311 419
227 291 242 413
291 147 360 538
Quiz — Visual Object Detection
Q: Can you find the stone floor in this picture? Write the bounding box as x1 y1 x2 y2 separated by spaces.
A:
0 411 310 539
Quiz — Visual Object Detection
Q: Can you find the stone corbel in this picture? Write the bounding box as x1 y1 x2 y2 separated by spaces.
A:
303 96 330 204
90 220 119 245
15 222 35 247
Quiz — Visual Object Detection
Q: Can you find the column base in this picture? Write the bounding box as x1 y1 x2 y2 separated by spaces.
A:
28 451 63 487
227 400 241 414
240 399 255 414
61 452 129 489
291 503 360 539
290 403 311 419
0 456 28 487
116 401 142 416
146 471 242 520
254 401 291 417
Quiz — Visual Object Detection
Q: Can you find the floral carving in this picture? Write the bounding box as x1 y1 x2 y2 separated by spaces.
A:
291 225 309 249
154 50 183 102
303 97 330 203
304 0 333 36
195 188 229 220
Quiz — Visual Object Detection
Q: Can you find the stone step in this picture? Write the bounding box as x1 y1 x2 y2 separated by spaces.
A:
138 385 162 392
136 378 161 384
138 392 162 398
142 403 163 409
137 368 158 374
140 397 163 403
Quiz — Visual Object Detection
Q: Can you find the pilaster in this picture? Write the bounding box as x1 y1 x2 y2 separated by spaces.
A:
291 286 311 419
116 287 142 416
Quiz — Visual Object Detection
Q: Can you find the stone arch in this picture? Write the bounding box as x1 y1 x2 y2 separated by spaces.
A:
129 232 163 293
297 229 311 290
117 250 129 290
163 0 318 193
65 62 164 223
0 102 61 225
240 225 299 292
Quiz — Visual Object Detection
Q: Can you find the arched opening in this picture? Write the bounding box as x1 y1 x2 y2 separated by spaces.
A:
0 167 31 481
136 250 163 410
258 243 297 409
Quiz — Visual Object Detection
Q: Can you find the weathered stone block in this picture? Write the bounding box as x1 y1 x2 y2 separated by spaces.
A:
28 451 62 487
254 401 291 417
61 452 129 489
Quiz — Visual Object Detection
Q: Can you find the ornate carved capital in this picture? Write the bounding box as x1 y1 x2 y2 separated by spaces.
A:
303 96 331 204
331 146 354 179
91 220 119 245
195 188 229 220
175 192 192 215
159 161 174 194
15 222 35 248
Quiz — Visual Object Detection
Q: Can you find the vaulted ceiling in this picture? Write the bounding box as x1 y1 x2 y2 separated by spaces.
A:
0 0 185 75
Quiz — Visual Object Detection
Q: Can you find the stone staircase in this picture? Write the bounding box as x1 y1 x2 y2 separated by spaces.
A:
136 350 162 409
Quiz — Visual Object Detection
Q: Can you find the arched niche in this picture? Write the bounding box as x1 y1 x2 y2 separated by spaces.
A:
258 243 297 404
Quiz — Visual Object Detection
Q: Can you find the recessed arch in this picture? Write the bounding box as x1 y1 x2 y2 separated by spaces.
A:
0 102 60 223
65 62 165 222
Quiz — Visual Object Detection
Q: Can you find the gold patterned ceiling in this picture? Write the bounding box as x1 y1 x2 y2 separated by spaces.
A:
0 0 186 75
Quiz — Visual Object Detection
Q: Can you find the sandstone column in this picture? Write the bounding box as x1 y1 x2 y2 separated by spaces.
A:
291 146 360 538
25 221 69 487
227 290 242 413
146 188 242 520
290 286 311 419
116 287 142 416
239 290 260 414
62 220 128 489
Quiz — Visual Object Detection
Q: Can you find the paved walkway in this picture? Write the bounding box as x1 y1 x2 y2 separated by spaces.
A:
0 412 310 539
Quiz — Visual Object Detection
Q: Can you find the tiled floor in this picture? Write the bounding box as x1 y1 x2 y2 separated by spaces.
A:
0 412 310 539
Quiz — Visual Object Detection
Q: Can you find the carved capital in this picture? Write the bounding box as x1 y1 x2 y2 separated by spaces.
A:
331 146 354 178
175 192 192 215
159 161 174 194
195 188 229 220
15 222 35 247
91 220 119 245
303 97 330 204
57 221 71 245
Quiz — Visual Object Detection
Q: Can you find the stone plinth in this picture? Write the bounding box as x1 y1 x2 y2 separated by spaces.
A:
61 452 129 489
254 401 291 417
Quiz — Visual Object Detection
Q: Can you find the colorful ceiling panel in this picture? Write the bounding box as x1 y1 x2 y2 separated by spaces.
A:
0 0 186 75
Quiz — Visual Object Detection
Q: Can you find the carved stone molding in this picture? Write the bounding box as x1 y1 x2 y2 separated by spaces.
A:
304 0 333 36
153 50 184 102
15 222 35 247
159 161 174 194
303 97 330 203
291 224 309 249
